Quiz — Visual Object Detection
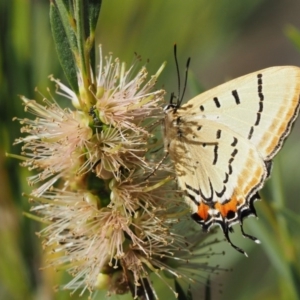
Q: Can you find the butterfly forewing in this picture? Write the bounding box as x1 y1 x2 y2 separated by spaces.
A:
183 67 300 159
164 66 300 254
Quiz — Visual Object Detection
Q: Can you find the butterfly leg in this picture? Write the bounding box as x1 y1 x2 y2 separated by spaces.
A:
144 151 169 180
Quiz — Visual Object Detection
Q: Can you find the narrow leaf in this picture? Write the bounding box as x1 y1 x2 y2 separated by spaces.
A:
86 0 102 74
205 277 211 300
175 280 192 300
87 0 102 33
50 1 78 92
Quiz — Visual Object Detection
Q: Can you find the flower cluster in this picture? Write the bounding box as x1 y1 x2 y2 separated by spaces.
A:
14 46 222 299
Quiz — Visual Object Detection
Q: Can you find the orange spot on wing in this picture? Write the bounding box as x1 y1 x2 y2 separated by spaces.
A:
197 202 210 220
214 197 238 218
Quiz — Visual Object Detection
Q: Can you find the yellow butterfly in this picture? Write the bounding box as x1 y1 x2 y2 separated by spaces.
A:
164 57 300 255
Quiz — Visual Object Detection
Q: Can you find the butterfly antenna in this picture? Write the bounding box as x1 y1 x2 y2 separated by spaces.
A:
170 92 175 105
179 57 191 107
173 44 181 107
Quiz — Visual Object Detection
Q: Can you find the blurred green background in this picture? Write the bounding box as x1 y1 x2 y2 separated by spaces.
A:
1 0 300 299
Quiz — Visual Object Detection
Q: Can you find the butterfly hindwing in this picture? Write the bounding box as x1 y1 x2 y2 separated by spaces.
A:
168 119 267 220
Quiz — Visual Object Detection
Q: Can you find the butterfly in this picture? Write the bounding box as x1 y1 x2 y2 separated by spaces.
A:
164 51 300 255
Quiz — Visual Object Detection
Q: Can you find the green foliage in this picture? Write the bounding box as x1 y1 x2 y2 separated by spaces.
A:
1 0 300 299
50 0 102 93
50 1 79 92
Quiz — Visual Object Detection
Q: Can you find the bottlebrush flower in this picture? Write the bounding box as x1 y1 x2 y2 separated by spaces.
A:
13 46 222 299
94 46 165 130
13 96 93 195
14 46 165 192
30 175 222 298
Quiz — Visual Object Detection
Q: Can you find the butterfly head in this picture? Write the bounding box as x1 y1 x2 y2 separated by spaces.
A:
163 93 180 114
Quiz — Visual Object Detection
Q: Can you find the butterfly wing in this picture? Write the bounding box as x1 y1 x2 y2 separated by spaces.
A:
167 118 267 222
164 66 300 254
183 67 300 160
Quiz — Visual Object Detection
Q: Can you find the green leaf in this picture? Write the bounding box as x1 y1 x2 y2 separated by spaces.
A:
74 0 86 76
175 280 193 300
50 1 78 92
52 0 77 50
73 0 101 81
86 0 102 74
87 0 102 33
205 277 211 300
50 0 102 95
